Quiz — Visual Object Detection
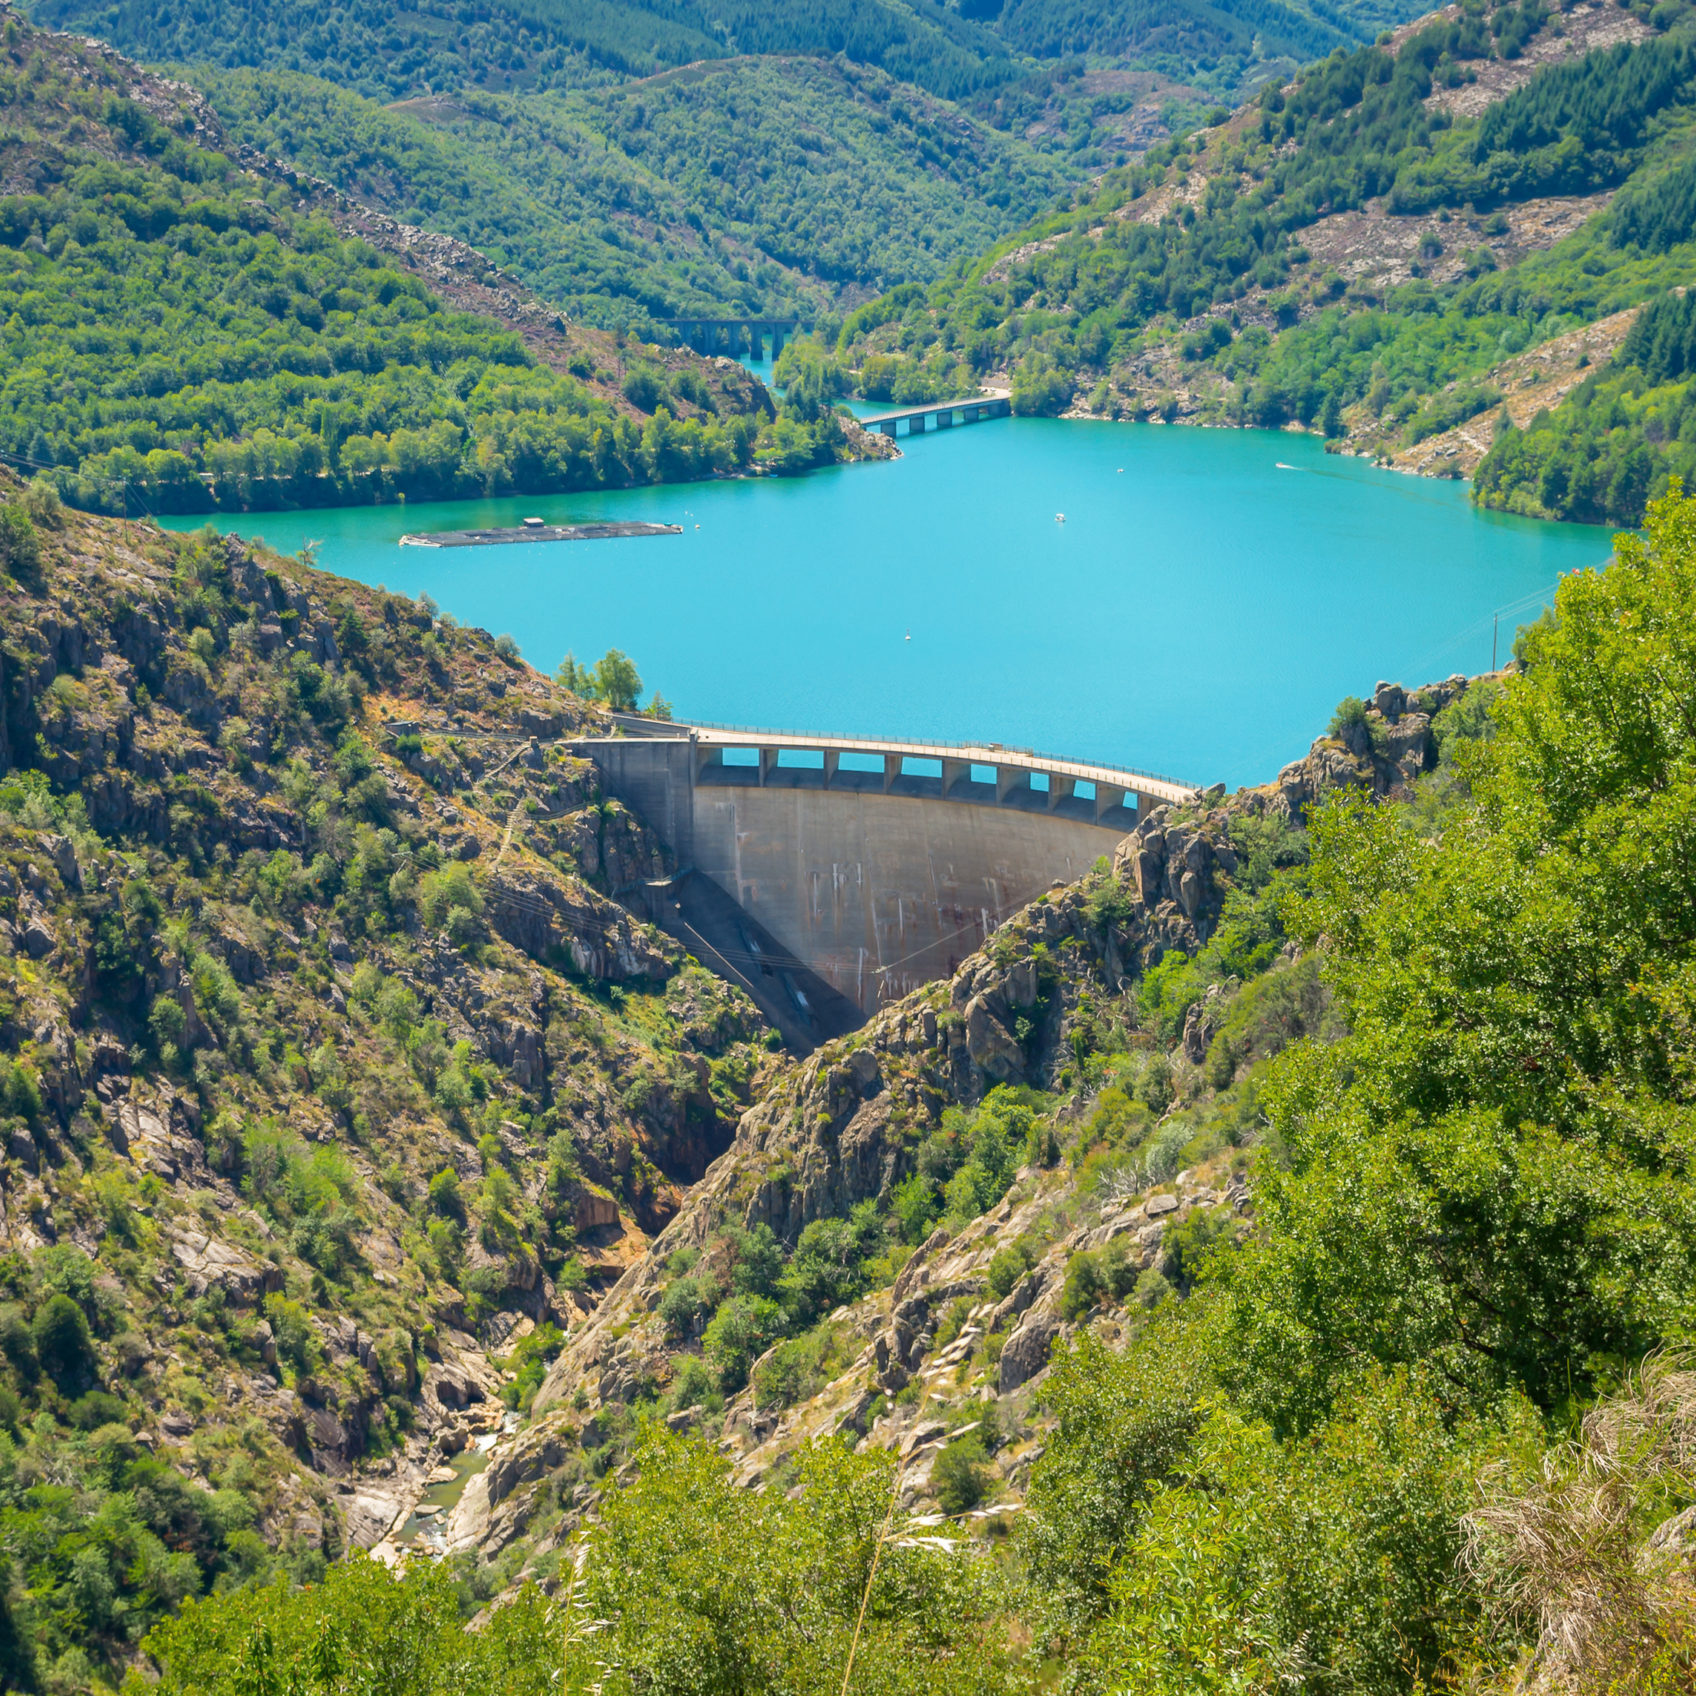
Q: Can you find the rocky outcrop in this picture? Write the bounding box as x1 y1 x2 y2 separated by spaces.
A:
1274 673 1478 818
167 1229 283 1305
486 868 679 982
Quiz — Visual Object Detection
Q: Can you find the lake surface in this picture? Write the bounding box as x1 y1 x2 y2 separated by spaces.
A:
162 418 1609 789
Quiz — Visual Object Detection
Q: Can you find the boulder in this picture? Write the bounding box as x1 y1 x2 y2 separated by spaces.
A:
964 995 1024 1080
998 1307 1060 1393
168 1229 282 1305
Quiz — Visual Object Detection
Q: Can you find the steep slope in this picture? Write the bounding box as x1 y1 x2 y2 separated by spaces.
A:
0 473 776 1685
188 57 1073 326
33 0 1436 107
0 15 899 520
833 0 1696 525
29 0 1450 337
448 673 1477 1563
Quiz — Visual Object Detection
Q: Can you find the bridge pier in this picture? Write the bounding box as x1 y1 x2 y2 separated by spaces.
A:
657 316 808 363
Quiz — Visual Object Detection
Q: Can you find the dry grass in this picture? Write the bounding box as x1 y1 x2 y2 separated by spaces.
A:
1462 1355 1696 1693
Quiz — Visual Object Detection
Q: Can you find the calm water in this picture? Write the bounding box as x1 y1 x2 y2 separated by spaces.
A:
162 419 1608 788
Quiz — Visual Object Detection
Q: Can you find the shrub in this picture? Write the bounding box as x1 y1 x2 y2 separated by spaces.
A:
669 1352 717 1412
1060 1251 1106 1321
986 1239 1036 1301
32 1293 96 1392
933 1433 991 1515
419 864 481 930
0 503 39 587
701 1294 785 1392
658 1276 714 1340
1328 695 1370 738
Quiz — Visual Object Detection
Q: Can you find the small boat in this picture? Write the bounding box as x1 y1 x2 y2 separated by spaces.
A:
1055 512 1066 523
522 516 545 527
905 629 911 641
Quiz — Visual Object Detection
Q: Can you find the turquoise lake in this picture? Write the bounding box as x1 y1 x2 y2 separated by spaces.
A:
163 418 1609 789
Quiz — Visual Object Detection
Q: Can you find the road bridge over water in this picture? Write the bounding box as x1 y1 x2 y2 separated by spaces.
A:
859 392 1013 438
571 719 1197 1037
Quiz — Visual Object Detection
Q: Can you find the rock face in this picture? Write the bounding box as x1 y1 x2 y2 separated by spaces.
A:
486 869 679 982
0 479 785 1610
168 1229 283 1305
1274 673 1478 819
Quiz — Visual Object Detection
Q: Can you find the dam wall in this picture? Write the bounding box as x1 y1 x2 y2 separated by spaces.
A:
576 726 1194 1016
689 785 1129 1008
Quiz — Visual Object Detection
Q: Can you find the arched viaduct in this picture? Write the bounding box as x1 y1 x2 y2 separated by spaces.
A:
571 719 1197 1047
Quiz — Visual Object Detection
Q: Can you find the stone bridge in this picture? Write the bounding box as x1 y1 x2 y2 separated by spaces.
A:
658 317 809 362
571 719 1197 1041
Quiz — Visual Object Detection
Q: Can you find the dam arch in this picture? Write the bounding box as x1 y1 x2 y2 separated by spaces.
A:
573 721 1196 1024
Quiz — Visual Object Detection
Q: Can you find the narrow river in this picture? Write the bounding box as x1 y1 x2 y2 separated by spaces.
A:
163 415 1607 788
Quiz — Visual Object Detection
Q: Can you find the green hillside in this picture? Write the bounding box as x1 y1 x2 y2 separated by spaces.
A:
0 19 901 517
831 0 1696 524
193 59 1072 328
30 0 1018 103
34 0 1431 105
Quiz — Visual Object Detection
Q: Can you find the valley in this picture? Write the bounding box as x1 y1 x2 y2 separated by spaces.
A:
1 0 1695 1692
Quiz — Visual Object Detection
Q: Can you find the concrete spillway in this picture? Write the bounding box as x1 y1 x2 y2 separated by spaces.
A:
573 722 1196 1029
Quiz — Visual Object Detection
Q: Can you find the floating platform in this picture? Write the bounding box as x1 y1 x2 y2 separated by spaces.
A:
399 519 682 548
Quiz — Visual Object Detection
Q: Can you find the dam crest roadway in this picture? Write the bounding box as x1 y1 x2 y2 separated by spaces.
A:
572 717 1198 1049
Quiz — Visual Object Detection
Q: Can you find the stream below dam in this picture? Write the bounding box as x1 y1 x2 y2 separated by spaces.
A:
162 414 1609 789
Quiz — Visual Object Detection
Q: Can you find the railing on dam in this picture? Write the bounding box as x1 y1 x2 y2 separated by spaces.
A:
603 716 1198 826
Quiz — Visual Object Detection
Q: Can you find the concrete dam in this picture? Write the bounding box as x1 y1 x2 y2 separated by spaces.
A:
572 720 1197 1047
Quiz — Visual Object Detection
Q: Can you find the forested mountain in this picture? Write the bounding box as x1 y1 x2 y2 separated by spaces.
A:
0 18 896 517
191 59 1072 328
34 0 1429 105
26 0 1444 334
830 0 1696 524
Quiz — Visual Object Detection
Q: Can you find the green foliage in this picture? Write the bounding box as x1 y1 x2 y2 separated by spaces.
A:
0 502 39 587
777 1202 883 1326
500 1323 564 1412
148 1553 571 1696
30 1293 95 1393
1077 1372 1491 1693
1219 487 1696 1428
985 1237 1037 1300
932 1430 992 1515
583 1429 1024 1693
701 1293 785 1391
0 37 770 515
837 6 1696 488
1476 293 1696 523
